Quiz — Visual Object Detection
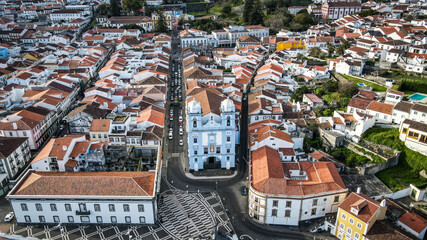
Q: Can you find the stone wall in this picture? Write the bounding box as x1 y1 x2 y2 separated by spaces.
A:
344 140 400 175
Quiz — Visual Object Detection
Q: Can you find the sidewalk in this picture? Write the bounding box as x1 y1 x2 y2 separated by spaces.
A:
184 170 238 180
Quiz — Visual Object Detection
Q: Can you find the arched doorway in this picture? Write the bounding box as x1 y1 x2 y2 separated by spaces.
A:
203 156 221 169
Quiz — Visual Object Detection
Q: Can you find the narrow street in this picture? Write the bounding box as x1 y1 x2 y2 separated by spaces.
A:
161 28 309 240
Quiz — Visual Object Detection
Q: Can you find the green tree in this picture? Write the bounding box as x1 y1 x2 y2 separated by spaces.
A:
358 9 379 17
342 83 359 97
154 10 168 33
110 0 122 16
264 13 286 32
120 24 145 32
327 42 335 57
249 0 264 25
336 45 345 56
192 18 224 33
323 80 338 92
96 4 110 16
221 5 232 17
342 40 351 49
308 47 322 58
243 0 254 24
123 0 143 15
293 12 315 25
290 85 310 102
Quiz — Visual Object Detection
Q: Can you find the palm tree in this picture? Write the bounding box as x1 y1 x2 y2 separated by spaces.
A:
336 45 345 56
327 42 335 57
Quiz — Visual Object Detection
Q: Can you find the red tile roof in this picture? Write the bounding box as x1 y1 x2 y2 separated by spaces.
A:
398 212 427 234
367 101 394 115
348 97 372 110
339 192 381 223
12 171 155 197
251 146 347 196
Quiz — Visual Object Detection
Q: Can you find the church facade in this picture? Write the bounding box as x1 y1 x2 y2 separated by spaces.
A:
187 98 237 171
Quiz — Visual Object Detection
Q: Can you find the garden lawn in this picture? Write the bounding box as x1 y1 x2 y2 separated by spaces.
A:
341 74 387 92
188 10 208 16
391 73 427 82
362 127 427 192
328 147 378 167
209 4 224 14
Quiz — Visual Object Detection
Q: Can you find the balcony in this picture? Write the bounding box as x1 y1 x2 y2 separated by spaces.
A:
75 210 91 215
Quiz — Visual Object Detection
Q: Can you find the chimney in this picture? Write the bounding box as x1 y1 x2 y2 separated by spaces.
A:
12 122 17 129
356 187 361 194
62 145 67 151
380 199 386 207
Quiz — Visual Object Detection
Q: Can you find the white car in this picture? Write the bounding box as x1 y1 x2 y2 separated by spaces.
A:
178 116 183 122
4 212 14 222
179 128 183 135
179 139 183 146
168 133 173 140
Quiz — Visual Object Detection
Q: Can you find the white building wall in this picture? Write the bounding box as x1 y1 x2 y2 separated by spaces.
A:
11 199 155 225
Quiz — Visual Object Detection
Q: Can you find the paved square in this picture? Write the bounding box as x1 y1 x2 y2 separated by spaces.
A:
6 191 233 240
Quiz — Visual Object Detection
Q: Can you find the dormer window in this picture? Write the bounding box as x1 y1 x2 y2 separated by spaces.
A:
351 207 358 215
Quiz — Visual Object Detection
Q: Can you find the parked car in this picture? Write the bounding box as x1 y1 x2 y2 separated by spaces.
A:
179 127 183 135
168 133 173 140
179 139 183 146
179 116 183 122
4 212 14 222
240 186 247 196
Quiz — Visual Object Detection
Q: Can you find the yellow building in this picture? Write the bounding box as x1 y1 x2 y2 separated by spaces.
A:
151 13 173 30
335 191 387 240
276 39 305 51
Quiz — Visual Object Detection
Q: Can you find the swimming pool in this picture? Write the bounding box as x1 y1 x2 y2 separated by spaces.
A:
408 93 427 101
357 83 366 87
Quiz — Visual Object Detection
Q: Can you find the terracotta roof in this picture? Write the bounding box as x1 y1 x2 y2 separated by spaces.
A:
348 97 372 110
136 105 165 126
251 146 346 196
0 137 27 159
69 141 91 158
31 135 86 163
387 89 403 96
12 171 155 197
309 151 333 161
338 192 380 223
332 117 344 125
304 93 323 103
65 160 78 168
187 89 225 116
250 125 294 146
367 101 394 115
278 148 295 156
248 119 282 131
397 212 427 234
90 119 111 132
